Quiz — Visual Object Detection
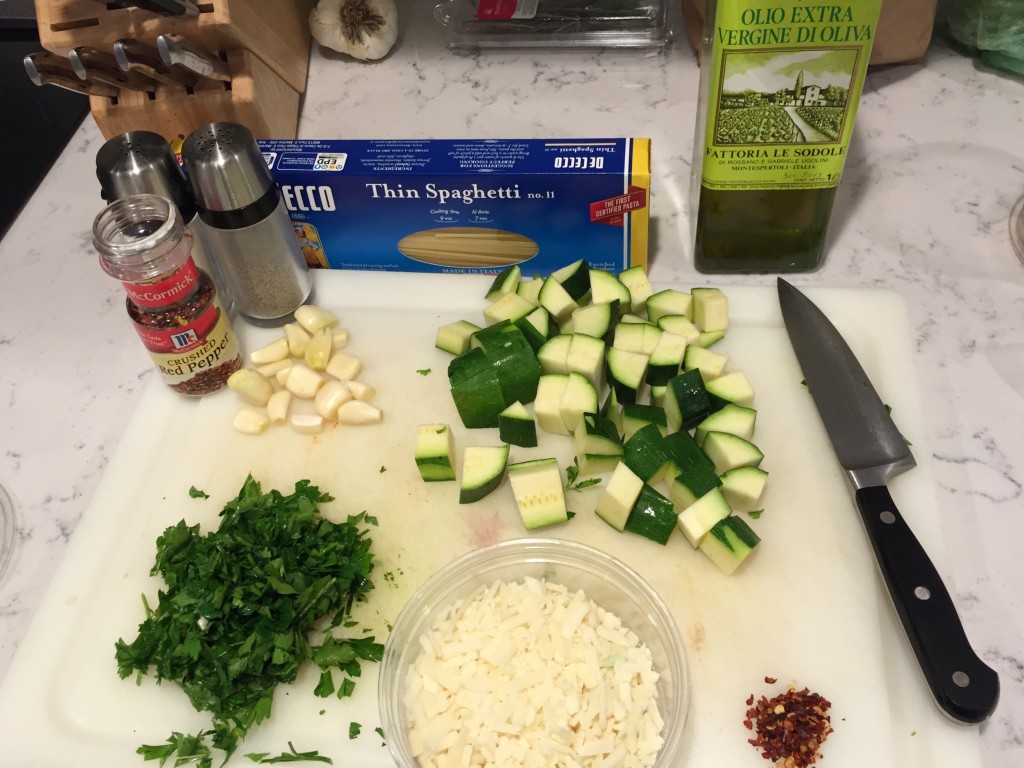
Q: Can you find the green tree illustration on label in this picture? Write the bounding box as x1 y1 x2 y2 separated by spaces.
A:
690 0 882 274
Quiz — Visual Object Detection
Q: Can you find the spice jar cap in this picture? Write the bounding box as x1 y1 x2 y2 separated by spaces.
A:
180 122 273 214
96 131 197 222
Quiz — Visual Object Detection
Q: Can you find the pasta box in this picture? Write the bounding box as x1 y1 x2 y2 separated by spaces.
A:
257 138 651 276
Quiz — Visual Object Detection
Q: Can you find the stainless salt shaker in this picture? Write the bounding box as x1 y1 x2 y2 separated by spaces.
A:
95 130 231 307
181 122 312 324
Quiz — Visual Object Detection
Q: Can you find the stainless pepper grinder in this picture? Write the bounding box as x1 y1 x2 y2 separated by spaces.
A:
95 130 232 310
181 122 312 324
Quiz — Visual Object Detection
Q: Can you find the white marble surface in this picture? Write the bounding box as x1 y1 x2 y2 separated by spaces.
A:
1 2 1022 765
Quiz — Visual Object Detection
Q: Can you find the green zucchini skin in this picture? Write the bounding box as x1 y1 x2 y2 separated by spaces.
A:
430 262 769 566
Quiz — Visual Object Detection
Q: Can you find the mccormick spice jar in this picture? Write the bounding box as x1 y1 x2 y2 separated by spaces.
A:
92 193 243 395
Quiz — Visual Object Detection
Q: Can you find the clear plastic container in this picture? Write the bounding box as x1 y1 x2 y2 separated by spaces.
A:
435 0 671 49
379 538 690 768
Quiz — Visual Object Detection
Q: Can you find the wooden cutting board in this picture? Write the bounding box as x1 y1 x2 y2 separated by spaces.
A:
0 271 985 767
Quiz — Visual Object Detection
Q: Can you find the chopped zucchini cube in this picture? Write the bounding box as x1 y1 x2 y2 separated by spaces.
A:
537 334 572 375
594 462 644 532
589 268 631 312
705 371 755 408
720 466 769 510
534 373 571 435
498 401 537 448
691 286 729 332
702 431 764 475
483 290 536 326
699 515 760 574
663 368 715 431
683 345 728 381
459 444 510 504
436 319 482 356
624 483 677 545
550 258 591 302
645 288 692 323
676 487 732 547
573 412 624 475
617 265 654 313
559 372 599 434
415 423 457 482
507 458 568 529
623 422 672 484
695 403 757 445
484 264 522 302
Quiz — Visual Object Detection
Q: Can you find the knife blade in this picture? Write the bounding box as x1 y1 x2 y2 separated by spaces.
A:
89 0 200 17
69 47 158 93
114 39 199 88
156 34 232 83
24 54 119 98
777 278 999 724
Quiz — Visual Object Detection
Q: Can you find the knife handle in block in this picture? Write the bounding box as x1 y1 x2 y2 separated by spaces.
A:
855 485 999 723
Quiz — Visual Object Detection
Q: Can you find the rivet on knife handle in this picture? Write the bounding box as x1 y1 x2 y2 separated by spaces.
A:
856 485 999 723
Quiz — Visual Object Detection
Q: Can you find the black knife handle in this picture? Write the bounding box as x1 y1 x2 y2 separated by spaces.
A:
855 485 999 723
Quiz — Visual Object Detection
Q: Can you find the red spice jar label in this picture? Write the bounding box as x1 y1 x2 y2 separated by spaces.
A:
132 300 242 395
123 258 200 309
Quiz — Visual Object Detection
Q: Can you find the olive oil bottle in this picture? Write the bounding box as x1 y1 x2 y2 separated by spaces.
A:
691 0 882 272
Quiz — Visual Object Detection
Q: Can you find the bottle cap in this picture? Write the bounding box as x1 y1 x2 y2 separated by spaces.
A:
95 131 196 222
180 122 274 214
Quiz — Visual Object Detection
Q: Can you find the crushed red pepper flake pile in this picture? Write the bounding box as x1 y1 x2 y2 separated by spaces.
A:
744 676 833 767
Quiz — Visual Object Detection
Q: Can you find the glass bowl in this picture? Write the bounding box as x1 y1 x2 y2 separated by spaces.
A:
0 484 15 587
378 538 689 768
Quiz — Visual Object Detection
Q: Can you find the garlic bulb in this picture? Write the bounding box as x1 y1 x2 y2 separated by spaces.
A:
310 0 398 62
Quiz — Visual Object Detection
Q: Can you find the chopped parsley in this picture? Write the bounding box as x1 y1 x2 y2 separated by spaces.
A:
188 486 209 499
118 476 381 767
565 458 601 492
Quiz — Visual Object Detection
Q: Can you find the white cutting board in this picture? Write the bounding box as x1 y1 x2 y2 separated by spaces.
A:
0 271 984 767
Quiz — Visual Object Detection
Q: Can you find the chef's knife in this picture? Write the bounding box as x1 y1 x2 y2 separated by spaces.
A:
777 278 999 724
114 39 199 88
156 34 232 83
69 47 158 93
24 54 118 98
89 0 200 17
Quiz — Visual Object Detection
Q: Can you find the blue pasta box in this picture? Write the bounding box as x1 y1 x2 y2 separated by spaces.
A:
257 138 651 275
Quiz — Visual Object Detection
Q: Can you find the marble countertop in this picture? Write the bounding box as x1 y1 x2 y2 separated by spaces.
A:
1 3 1022 765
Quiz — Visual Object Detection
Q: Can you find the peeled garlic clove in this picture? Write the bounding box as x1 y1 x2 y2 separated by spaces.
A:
346 380 375 401
275 365 294 388
256 358 293 379
294 304 339 334
310 0 398 62
305 328 333 370
332 329 350 350
326 351 362 381
336 400 382 425
285 364 327 399
267 389 292 425
284 322 312 357
314 380 353 420
233 407 270 435
249 337 290 365
228 368 273 406
290 413 325 434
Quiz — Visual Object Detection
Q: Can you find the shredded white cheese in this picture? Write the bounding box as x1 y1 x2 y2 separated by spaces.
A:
403 577 665 768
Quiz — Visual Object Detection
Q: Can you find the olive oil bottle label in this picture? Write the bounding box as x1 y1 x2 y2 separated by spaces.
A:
700 0 882 192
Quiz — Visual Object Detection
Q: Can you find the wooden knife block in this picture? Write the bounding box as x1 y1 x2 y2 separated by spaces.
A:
33 0 313 139
88 49 299 142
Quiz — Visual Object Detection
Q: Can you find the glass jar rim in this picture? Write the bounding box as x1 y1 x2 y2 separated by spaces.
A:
93 194 188 283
